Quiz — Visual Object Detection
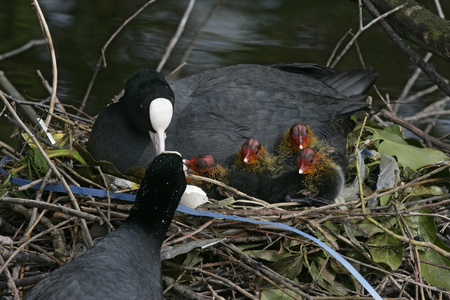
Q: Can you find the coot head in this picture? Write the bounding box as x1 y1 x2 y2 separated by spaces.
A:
289 124 313 150
239 138 262 164
297 147 318 175
123 69 174 155
184 154 218 175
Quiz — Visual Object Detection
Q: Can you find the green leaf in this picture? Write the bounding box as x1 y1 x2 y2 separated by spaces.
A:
369 125 408 145
244 250 292 262
27 148 49 178
403 207 450 289
406 185 445 197
261 288 296 300
309 260 348 295
366 124 449 170
404 207 450 252
378 141 449 170
181 251 203 267
269 253 304 280
419 248 450 290
368 232 403 270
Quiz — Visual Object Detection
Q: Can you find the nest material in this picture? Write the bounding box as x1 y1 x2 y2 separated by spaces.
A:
0 107 449 300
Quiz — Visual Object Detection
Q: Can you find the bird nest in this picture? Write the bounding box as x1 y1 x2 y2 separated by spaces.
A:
0 98 449 300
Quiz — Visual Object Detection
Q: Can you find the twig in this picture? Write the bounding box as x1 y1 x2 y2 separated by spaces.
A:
330 0 407 68
175 0 222 78
364 162 450 204
327 29 352 67
182 265 258 299
381 109 450 152
31 0 58 128
36 70 66 114
0 254 20 300
187 174 283 209
0 197 102 224
157 0 196 72
366 214 450 259
0 72 39 125
362 0 450 97
79 0 157 115
0 39 46 61
394 52 433 113
0 217 76 275
0 93 93 248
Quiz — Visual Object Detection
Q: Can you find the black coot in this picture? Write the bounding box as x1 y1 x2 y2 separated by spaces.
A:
88 63 377 172
24 153 187 300
87 70 175 172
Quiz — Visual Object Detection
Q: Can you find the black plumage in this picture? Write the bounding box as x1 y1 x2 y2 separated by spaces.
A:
24 153 186 300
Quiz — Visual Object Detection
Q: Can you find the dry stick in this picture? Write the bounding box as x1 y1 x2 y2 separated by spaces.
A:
176 0 222 76
354 112 369 213
366 213 450 260
364 162 450 203
94 166 111 230
330 0 407 68
0 93 93 248
0 39 46 61
396 0 447 114
27 168 53 230
326 29 352 67
31 0 57 128
182 266 258 300
222 243 316 299
0 197 102 224
362 0 450 98
397 208 427 299
0 255 20 300
404 108 450 122
395 52 433 113
186 174 282 209
164 219 215 246
36 70 67 114
79 0 157 114
0 217 76 275
0 72 40 125
156 0 196 72
381 109 450 153
212 249 304 300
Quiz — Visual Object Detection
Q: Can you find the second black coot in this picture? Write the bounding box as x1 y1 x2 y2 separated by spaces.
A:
88 63 377 172
24 153 187 300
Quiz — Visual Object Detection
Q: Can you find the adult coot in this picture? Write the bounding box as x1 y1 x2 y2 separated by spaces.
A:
87 70 175 172
24 153 187 300
88 63 377 172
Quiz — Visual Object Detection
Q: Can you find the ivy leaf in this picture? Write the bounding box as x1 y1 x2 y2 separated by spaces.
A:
367 124 449 170
367 232 403 270
27 148 49 178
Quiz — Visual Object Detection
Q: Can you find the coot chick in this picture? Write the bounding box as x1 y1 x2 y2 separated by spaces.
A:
87 70 175 172
24 153 187 300
184 154 229 199
185 153 304 204
296 147 345 201
184 155 227 182
234 138 278 173
88 64 377 172
278 123 315 153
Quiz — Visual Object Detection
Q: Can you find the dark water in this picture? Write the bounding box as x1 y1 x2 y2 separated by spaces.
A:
1 0 449 145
